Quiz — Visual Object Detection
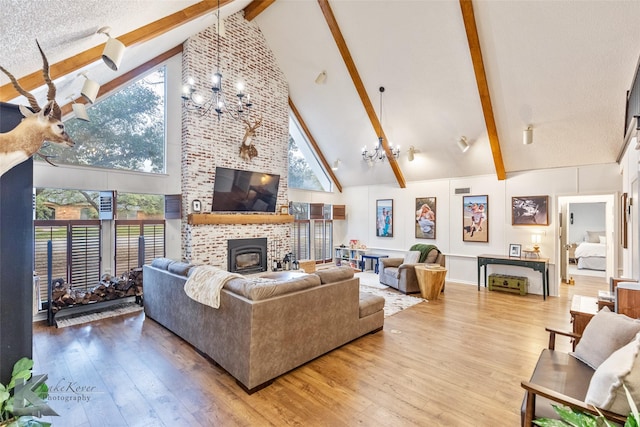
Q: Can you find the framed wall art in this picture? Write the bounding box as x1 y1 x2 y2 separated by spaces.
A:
415 197 436 239
376 199 393 237
509 243 522 258
463 195 488 242
512 196 549 225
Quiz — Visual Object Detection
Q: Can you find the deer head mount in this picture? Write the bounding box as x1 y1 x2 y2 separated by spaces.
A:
0 40 74 177
239 116 262 162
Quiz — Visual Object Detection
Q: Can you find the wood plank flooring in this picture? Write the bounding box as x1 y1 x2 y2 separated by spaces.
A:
32 275 607 426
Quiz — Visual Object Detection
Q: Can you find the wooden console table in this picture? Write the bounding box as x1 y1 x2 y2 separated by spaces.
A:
477 254 550 299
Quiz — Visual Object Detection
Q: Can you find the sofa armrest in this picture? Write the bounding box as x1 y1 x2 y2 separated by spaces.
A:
520 381 627 425
545 327 580 350
380 257 403 268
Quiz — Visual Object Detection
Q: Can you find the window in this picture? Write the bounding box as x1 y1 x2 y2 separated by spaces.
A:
288 115 331 191
291 202 310 261
290 202 332 264
115 220 165 274
34 220 102 305
40 67 166 173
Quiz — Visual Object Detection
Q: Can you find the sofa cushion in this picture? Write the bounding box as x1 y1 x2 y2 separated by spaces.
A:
151 257 175 270
224 274 322 301
585 332 640 414
359 293 385 318
168 261 196 276
573 307 640 369
404 251 420 264
314 266 354 284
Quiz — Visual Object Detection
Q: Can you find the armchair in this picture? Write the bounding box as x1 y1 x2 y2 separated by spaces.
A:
521 308 640 426
378 246 445 294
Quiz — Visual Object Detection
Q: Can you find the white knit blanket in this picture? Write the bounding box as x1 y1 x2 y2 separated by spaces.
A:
184 266 243 309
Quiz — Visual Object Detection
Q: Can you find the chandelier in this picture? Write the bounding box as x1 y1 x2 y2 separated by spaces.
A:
181 0 253 121
362 86 400 166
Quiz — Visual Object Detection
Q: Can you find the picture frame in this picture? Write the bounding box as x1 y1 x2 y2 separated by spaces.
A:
280 205 289 215
509 244 522 258
512 196 549 226
415 197 436 239
192 199 201 213
376 199 393 237
463 195 488 242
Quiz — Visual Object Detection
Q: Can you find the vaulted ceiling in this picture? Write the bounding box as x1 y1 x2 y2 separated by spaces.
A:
1 0 639 189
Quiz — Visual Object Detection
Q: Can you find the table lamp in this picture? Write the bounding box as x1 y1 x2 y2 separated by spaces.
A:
531 234 541 254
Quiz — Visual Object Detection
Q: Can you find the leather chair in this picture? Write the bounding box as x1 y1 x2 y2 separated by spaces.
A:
378 247 445 294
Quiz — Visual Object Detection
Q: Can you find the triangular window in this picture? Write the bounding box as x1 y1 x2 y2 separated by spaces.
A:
288 115 331 192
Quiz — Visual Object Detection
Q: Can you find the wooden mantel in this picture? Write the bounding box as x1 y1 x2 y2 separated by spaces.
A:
188 213 294 225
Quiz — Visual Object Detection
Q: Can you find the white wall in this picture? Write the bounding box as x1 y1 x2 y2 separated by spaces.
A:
568 202 606 243
619 123 639 279
341 163 622 296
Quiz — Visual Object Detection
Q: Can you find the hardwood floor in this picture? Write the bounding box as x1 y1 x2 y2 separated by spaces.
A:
32 274 607 426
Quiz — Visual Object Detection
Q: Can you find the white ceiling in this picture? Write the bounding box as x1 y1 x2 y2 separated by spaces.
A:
1 0 639 188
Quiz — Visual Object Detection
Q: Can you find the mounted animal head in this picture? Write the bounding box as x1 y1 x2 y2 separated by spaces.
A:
239 116 262 161
0 40 73 176
0 100 73 176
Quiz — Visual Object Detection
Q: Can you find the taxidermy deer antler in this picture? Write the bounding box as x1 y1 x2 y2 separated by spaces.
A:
0 40 74 177
239 116 262 161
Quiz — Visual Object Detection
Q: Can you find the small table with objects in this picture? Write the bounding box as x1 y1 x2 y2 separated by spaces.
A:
359 254 389 274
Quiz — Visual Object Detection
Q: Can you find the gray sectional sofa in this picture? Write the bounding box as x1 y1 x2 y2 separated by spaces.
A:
143 259 384 393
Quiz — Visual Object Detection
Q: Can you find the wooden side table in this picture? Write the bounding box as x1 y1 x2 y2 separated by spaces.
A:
570 295 598 349
415 265 447 300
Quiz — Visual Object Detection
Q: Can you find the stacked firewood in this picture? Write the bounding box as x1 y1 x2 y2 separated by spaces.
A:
50 268 143 312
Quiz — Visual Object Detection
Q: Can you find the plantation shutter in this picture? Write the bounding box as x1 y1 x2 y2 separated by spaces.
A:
115 219 165 274
69 221 102 290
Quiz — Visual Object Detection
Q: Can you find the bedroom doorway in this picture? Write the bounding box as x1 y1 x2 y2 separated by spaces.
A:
558 194 616 284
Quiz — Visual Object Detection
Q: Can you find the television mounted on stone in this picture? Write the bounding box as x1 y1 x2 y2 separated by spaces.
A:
211 167 280 212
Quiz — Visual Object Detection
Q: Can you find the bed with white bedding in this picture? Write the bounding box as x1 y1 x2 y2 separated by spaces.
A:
574 240 606 271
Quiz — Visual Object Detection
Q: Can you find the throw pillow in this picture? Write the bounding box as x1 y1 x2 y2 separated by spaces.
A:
585 332 640 414
404 251 420 265
586 230 605 243
573 307 640 369
599 236 607 244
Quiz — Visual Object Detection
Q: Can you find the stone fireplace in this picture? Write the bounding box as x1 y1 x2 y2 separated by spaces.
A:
180 12 291 268
228 238 267 274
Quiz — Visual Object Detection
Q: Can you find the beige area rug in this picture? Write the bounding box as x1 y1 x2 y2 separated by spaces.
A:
55 302 143 328
356 271 425 317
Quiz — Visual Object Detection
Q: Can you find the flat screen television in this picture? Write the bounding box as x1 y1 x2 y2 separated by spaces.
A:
211 167 280 212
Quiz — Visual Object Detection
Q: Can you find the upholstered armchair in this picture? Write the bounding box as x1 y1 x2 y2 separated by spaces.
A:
378 246 445 294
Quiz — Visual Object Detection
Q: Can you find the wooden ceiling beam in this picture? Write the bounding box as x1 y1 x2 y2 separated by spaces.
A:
243 0 276 21
289 98 343 193
0 0 230 101
459 0 506 180
317 0 406 188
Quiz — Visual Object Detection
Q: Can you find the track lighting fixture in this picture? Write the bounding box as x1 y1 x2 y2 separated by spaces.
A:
97 26 126 71
78 72 100 104
523 125 533 145
457 136 470 153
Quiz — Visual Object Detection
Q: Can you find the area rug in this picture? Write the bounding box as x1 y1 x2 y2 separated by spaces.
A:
55 302 143 328
356 271 424 317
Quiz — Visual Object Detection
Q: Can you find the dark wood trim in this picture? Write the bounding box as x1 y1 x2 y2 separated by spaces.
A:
459 0 506 181
0 0 226 101
243 0 276 21
317 0 406 188
289 98 342 193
